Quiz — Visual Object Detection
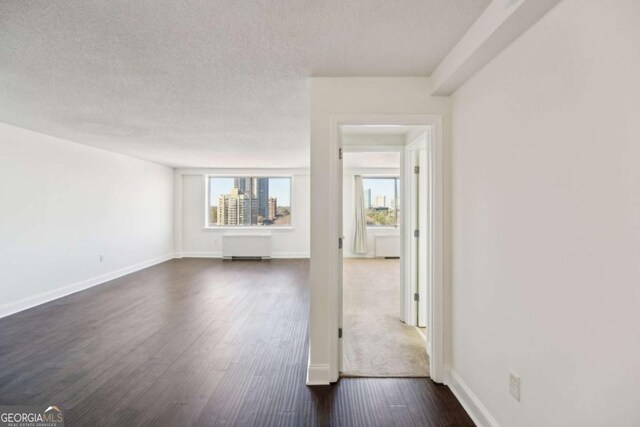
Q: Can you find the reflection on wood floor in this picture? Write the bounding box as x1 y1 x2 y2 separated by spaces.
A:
0 258 472 426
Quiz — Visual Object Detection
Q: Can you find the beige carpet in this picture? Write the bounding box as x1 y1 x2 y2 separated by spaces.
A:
342 258 429 377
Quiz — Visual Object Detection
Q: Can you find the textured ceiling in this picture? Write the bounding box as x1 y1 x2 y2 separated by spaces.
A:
0 0 490 168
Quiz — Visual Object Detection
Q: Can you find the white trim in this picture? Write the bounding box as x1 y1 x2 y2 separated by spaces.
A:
329 115 342 382
179 251 309 259
445 367 500 427
177 167 309 176
306 360 331 385
0 253 174 319
320 114 446 385
430 115 445 383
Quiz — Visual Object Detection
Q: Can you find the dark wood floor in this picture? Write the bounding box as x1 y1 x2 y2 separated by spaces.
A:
0 259 473 426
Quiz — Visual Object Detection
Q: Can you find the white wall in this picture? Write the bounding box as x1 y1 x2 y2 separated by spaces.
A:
0 123 174 316
343 168 400 258
176 169 310 258
450 0 640 425
309 77 450 383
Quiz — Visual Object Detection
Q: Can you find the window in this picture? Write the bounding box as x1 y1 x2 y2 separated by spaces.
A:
207 177 291 227
362 177 400 227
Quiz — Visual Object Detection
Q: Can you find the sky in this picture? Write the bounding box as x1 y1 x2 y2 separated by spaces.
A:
209 177 291 206
362 177 399 204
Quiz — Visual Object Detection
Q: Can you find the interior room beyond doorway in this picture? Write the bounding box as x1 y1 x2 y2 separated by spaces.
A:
341 128 429 377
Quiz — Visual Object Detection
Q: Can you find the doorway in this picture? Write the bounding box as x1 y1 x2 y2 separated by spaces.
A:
319 114 444 384
339 125 431 377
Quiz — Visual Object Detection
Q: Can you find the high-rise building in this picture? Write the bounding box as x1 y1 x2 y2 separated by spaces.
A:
268 197 277 220
217 194 229 225
234 177 252 194
365 189 372 209
230 178 261 224
220 177 270 224
374 195 386 208
255 178 269 219
217 188 251 225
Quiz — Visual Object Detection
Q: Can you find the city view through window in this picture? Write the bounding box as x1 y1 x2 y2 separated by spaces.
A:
363 177 400 227
208 177 291 226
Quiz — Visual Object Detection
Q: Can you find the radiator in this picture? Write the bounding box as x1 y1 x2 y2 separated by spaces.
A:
222 234 272 260
375 235 400 258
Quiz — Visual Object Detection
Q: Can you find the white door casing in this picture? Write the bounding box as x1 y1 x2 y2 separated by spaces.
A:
327 114 445 384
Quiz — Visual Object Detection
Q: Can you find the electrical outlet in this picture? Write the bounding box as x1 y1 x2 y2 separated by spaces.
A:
509 371 520 401
99 254 105 262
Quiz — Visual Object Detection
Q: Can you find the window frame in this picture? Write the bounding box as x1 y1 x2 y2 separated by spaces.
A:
361 175 400 229
204 174 294 229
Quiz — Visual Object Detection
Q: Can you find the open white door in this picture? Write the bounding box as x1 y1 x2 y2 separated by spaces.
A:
409 150 419 325
417 149 428 327
406 139 428 327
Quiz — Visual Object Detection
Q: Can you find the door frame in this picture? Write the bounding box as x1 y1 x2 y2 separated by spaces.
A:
329 114 445 383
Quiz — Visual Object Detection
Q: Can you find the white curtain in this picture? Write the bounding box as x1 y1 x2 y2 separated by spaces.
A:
353 175 368 254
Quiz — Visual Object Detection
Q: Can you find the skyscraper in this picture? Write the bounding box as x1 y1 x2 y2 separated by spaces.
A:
223 177 270 224
268 197 277 221
374 195 386 208
255 178 269 219
234 177 252 194
365 188 372 209
231 178 260 224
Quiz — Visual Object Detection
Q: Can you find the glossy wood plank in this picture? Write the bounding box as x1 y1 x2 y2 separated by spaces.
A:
0 259 473 426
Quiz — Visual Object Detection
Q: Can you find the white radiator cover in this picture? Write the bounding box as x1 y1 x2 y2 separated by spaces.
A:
375 235 400 258
222 234 272 259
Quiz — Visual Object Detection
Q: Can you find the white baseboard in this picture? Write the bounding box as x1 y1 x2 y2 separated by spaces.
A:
306 362 331 386
445 367 499 427
178 251 309 259
179 251 222 258
0 253 174 319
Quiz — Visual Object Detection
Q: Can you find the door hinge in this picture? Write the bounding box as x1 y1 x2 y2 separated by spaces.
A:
414 165 420 174
338 328 343 338
414 229 419 238
414 293 419 302
339 148 343 160
338 237 343 249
